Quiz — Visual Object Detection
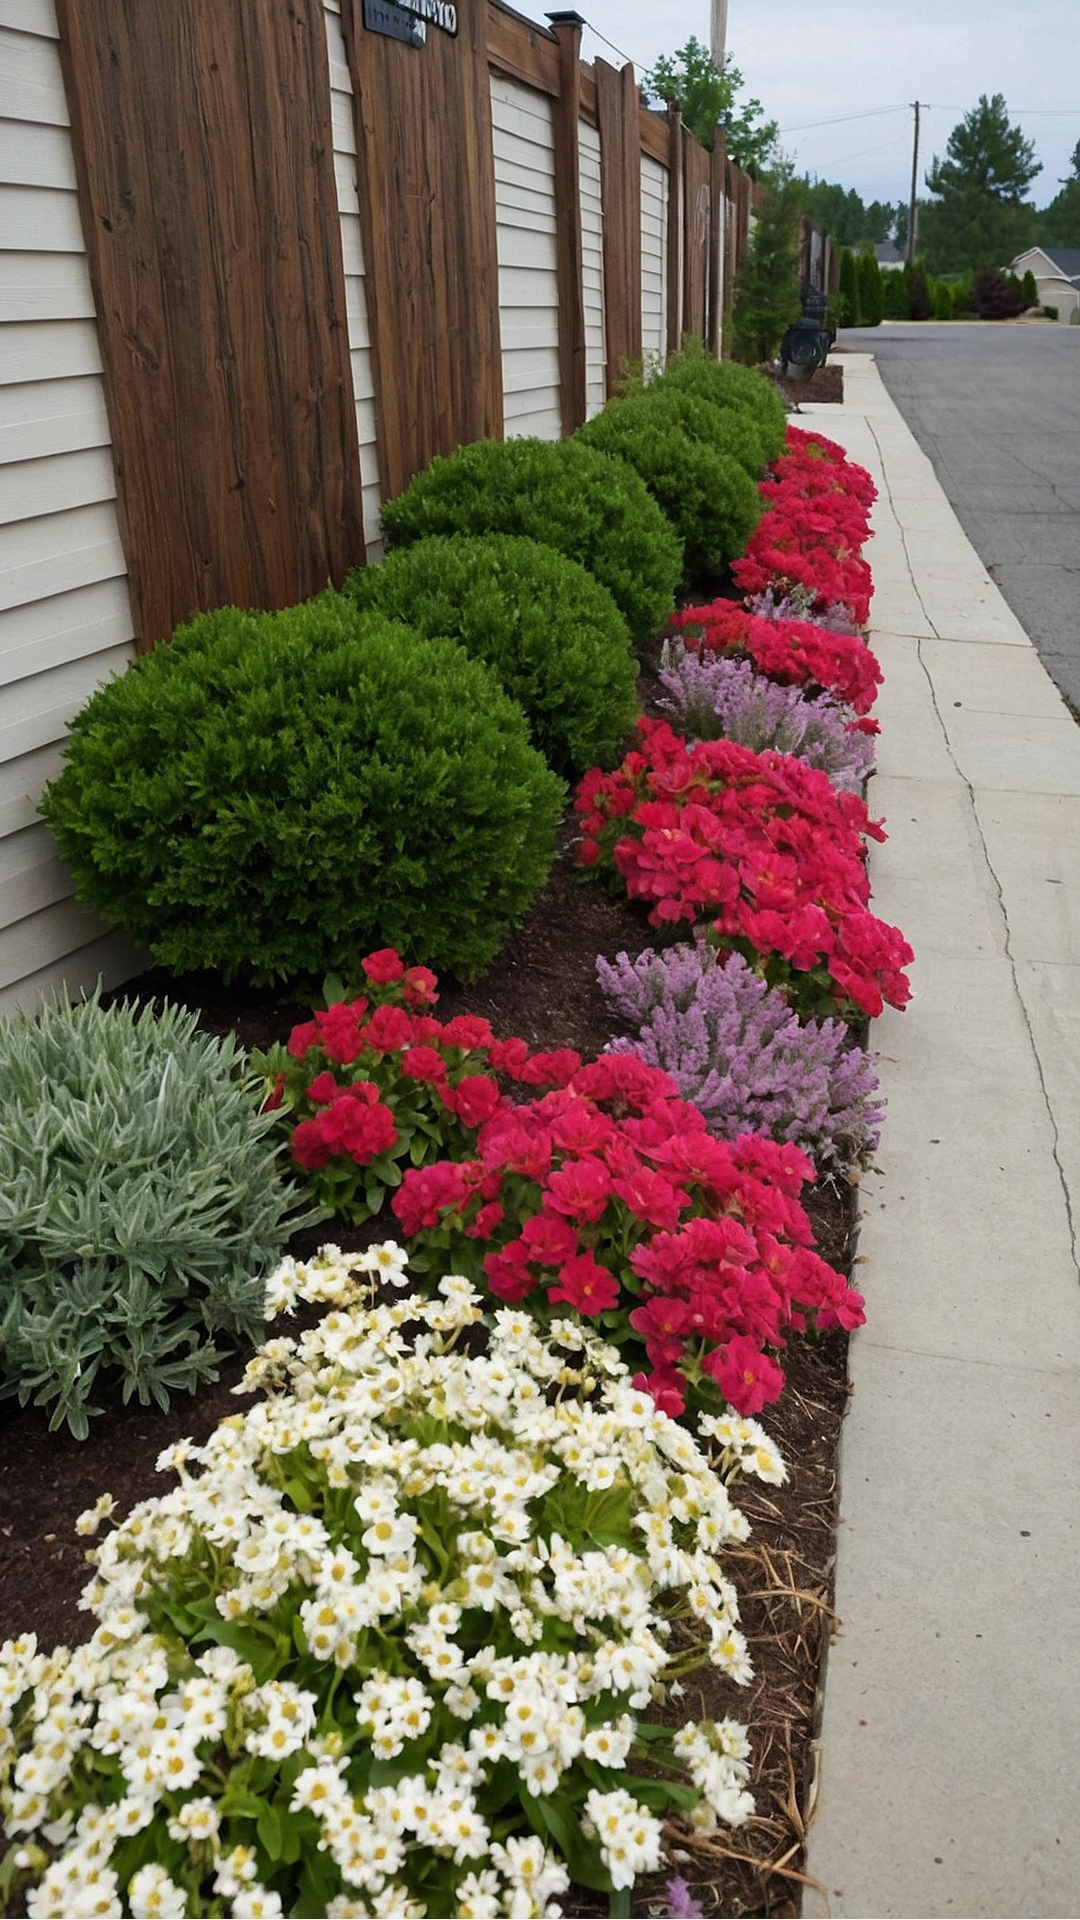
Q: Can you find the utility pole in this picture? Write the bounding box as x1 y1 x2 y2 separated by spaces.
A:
906 101 922 264
710 0 727 70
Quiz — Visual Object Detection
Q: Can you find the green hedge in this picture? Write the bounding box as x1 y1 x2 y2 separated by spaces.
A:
345 533 638 776
379 435 681 644
42 595 564 987
649 339 788 466
577 387 762 582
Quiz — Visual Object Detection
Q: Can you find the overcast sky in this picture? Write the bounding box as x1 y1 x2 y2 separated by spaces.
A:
528 1 1079 209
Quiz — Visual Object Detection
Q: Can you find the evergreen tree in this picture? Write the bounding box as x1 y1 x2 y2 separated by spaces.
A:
730 177 802 363
920 94 1042 275
857 247 884 326
1038 138 1080 249
838 247 862 327
645 38 778 172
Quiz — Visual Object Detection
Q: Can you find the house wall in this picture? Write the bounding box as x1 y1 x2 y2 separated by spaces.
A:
324 0 383 557
640 153 668 370
491 72 562 441
578 117 606 419
0 0 141 1016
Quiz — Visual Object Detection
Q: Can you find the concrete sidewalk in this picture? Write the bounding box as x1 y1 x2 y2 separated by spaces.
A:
795 355 1080 1919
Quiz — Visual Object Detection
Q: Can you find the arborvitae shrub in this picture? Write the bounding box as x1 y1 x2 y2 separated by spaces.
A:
577 388 762 583
1021 268 1038 307
839 247 862 326
650 338 788 466
0 993 310 1437
379 437 680 644
344 533 637 776
856 247 884 326
41 596 565 987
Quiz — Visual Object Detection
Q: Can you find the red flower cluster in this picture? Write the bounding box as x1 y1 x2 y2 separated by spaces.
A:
671 598 883 716
730 425 878 623
259 949 582 1223
575 719 913 1019
391 1051 864 1416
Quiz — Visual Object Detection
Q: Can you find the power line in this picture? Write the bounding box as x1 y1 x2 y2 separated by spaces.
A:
780 105 908 133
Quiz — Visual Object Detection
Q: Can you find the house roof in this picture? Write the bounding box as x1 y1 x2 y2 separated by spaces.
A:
1011 244 1080 283
874 242 905 268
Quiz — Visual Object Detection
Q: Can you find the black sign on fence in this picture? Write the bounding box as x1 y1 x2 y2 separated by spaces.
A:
363 0 426 45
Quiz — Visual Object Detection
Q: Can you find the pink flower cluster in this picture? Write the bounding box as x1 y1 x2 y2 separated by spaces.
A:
391 1051 864 1416
265 948 579 1219
575 719 912 1020
730 426 877 624
670 598 883 717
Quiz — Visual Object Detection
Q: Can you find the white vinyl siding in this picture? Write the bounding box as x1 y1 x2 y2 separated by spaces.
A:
490 73 561 442
0 0 143 1014
641 153 668 371
578 117 605 418
323 0 382 558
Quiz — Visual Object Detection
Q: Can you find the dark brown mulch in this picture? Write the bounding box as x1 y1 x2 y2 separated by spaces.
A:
0 802 857 1917
771 365 844 406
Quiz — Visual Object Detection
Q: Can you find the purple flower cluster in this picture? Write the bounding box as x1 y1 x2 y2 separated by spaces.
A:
655 642 876 793
596 942 884 1170
746 582 862 635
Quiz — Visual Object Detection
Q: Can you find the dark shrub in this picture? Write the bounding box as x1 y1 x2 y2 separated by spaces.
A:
380 437 680 644
971 266 1024 319
344 533 637 776
577 387 762 582
650 338 788 465
41 595 564 986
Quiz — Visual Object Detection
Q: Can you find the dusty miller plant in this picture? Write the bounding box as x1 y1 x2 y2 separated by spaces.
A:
0 992 315 1437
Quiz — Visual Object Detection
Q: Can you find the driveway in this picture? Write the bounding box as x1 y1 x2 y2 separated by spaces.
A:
837 320 1080 714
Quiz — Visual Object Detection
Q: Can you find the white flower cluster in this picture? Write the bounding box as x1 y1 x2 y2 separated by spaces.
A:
0 1244 776 1919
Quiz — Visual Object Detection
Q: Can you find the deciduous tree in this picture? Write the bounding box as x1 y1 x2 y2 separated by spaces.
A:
646 37 778 173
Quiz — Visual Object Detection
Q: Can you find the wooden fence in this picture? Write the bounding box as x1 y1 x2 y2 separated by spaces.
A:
0 0 766 1011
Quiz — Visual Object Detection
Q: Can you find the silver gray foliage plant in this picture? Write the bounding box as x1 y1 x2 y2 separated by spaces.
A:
656 640 875 793
0 992 316 1438
596 942 884 1171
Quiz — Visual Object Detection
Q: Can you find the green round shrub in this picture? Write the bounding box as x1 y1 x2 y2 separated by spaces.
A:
379 436 681 644
651 340 788 466
577 388 762 582
0 992 309 1437
344 533 638 776
41 594 565 987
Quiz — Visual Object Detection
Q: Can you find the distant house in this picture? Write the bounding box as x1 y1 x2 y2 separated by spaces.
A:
873 243 905 271
1007 246 1080 322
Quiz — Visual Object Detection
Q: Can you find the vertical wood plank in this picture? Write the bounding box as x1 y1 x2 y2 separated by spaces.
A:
665 101 683 356
595 55 641 395
708 128 725 354
681 125 709 344
55 0 365 649
341 0 502 505
548 11 586 432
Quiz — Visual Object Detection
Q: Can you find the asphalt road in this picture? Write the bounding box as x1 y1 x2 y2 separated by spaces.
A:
836 320 1080 713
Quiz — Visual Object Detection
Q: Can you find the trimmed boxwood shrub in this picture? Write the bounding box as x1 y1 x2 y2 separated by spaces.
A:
577 388 762 582
379 435 681 644
651 339 788 466
41 594 565 987
344 532 638 776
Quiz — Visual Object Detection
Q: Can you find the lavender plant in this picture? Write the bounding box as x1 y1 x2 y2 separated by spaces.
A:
596 943 884 1170
746 583 861 635
655 642 876 792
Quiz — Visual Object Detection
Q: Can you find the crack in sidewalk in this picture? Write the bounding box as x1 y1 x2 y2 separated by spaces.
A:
865 412 1080 1287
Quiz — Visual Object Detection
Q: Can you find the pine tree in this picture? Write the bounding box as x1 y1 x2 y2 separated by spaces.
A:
920 94 1041 275
730 178 802 364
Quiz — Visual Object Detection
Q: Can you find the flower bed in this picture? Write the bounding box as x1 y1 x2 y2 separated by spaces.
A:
2 386 910 1918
